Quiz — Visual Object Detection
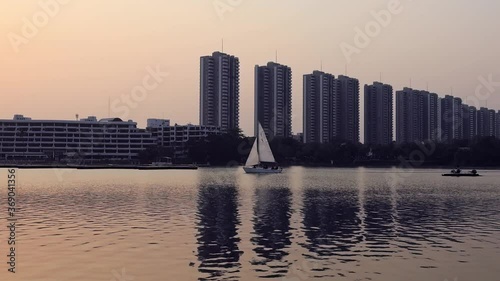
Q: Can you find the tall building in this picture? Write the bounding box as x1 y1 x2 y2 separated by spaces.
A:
200 51 240 132
254 62 292 138
493 109 499 138
477 107 496 138
462 105 478 141
477 108 487 137
437 97 442 142
396 88 454 144
496 111 500 139
303 71 338 143
396 88 424 144
303 73 359 144
421 91 439 141
364 82 393 145
337 75 360 143
440 95 463 143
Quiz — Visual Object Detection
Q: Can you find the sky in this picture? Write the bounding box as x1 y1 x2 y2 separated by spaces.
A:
1 0 500 138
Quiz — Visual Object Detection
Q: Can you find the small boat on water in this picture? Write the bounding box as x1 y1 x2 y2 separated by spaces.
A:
442 168 481 177
243 123 282 174
442 173 481 177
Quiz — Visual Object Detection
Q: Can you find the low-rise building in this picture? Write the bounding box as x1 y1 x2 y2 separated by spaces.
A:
147 119 221 159
0 115 156 162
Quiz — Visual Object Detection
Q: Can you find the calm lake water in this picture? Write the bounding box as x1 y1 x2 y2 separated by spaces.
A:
1 167 499 281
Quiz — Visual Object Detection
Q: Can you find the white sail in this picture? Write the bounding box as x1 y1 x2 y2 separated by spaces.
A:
257 123 276 163
245 138 260 166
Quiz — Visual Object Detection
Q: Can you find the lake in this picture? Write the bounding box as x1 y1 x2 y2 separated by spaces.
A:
0 167 499 281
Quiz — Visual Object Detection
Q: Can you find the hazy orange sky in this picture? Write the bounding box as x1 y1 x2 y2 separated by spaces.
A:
1 0 499 137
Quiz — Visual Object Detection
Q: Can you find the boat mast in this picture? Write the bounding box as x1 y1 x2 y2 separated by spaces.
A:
256 123 260 164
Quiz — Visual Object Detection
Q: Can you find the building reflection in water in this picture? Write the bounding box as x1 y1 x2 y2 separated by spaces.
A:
301 187 362 260
395 188 470 254
251 186 293 278
363 186 397 258
195 184 242 280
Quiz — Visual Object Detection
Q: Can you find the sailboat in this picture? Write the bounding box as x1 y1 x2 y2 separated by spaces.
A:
243 123 283 174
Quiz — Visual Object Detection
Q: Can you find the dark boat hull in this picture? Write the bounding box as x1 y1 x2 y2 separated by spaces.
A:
442 173 481 177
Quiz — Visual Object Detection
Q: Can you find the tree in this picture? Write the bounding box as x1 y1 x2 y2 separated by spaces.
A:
138 146 173 164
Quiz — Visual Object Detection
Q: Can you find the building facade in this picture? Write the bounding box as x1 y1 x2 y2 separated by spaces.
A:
254 62 292 138
0 115 156 162
422 91 439 141
497 111 500 139
364 82 393 145
303 71 338 143
396 88 442 144
147 120 221 159
477 108 497 138
337 75 360 143
462 105 478 141
440 95 463 143
303 73 359 144
200 51 240 132
396 88 424 144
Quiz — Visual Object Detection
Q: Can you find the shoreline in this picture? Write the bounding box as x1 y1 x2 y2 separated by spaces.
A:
0 164 198 170
0 164 498 170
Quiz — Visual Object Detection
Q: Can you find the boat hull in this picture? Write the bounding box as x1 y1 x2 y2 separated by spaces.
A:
243 167 283 174
442 173 481 177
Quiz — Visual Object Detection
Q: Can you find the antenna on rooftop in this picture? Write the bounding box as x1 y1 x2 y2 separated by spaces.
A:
76 114 79 121
320 60 323 71
275 49 278 63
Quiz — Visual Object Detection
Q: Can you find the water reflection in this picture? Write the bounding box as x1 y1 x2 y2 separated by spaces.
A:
7 168 500 281
251 186 293 278
196 184 241 280
363 186 397 258
393 187 489 255
301 187 363 259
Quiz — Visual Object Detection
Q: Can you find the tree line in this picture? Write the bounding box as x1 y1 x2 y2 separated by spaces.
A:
140 130 500 167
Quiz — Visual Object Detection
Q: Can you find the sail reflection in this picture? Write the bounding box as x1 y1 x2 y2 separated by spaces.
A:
251 186 292 278
195 185 241 280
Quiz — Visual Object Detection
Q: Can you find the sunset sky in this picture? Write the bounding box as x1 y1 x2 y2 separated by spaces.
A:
1 0 499 137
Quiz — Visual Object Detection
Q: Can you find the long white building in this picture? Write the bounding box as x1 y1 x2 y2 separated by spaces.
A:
0 115 156 162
